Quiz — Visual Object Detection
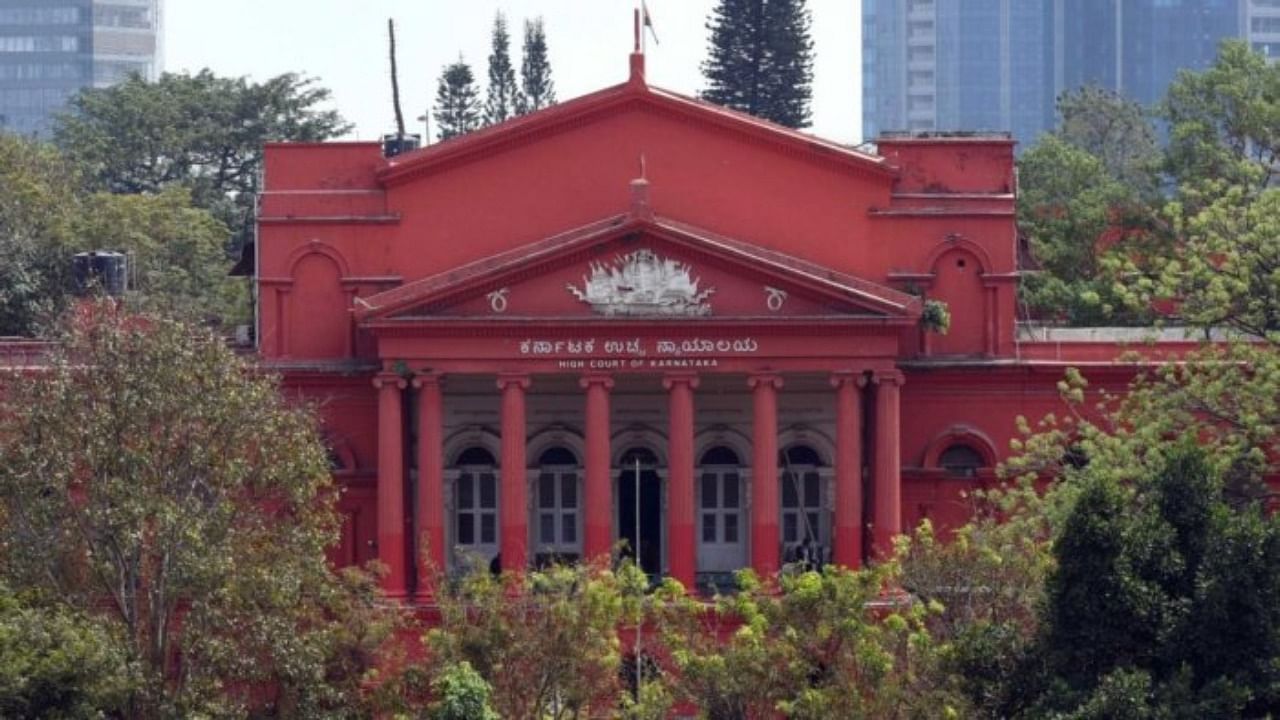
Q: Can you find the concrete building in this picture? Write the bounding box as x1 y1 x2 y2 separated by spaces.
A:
0 0 161 137
864 0 1247 148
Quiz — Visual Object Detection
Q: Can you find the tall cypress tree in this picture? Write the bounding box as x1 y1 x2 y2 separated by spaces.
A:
701 0 814 128
484 12 521 125
517 17 556 115
433 59 481 141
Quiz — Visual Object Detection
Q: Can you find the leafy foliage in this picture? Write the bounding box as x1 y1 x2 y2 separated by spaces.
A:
0 135 246 335
1016 135 1161 325
434 60 483 142
0 306 397 717
701 0 814 128
426 662 499 720
484 12 521 125
422 561 636 719
1162 39 1280 192
1055 85 1161 196
1016 444 1280 717
654 566 965 719
55 70 350 250
517 17 556 115
0 582 134 718
0 134 80 336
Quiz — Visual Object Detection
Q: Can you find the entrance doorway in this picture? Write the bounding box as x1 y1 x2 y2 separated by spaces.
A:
618 447 663 576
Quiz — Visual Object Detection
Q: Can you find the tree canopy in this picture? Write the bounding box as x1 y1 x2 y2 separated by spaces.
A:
701 0 814 128
0 134 246 337
54 70 350 251
484 12 521 125
0 306 396 717
434 59 483 142
517 17 556 115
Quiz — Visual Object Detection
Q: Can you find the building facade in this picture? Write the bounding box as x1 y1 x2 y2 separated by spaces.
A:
257 53 1174 601
863 0 1246 146
0 0 161 137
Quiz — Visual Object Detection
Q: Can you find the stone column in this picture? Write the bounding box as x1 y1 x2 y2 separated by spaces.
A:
831 372 865 569
413 372 445 601
663 373 699 588
749 373 783 576
374 372 408 598
872 370 904 559
497 374 531 572
580 374 614 562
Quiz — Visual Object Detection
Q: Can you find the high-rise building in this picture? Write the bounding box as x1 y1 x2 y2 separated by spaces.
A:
1247 0 1280 59
0 0 162 137
863 0 1246 148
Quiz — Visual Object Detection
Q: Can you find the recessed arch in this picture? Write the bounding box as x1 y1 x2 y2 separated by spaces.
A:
611 425 668 467
323 433 358 473
444 426 502 467
286 239 352 277
694 425 752 469
778 425 836 468
527 424 585 468
921 425 999 469
923 236 994 276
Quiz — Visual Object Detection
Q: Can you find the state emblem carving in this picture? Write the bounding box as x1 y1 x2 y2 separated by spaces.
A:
566 248 715 316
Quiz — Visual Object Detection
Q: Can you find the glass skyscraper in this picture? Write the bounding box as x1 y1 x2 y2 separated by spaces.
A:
0 0 162 137
863 0 1247 148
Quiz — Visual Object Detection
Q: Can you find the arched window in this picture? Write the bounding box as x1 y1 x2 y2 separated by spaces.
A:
698 446 744 573
939 444 985 478
453 447 498 560
534 446 580 563
780 445 826 550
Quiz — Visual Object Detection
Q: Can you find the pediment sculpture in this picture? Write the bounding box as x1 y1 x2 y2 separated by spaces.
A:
567 249 715 317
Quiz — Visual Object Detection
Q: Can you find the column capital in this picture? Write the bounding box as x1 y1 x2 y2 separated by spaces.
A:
579 373 616 390
496 373 531 391
662 372 700 390
411 371 444 389
872 369 905 387
373 372 408 390
830 371 868 389
747 372 784 391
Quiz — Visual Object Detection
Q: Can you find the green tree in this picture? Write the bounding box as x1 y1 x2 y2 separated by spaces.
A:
1016 135 1159 325
1162 39 1280 192
427 662 499 720
423 562 632 719
517 17 556 114
653 566 964 719
54 70 350 250
701 0 814 128
0 134 80 336
0 581 134 718
0 306 396 718
76 188 247 327
484 12 521 125
434 59 482 141
0 135 248 335
1018 444 1280 717
1055 85 1161 197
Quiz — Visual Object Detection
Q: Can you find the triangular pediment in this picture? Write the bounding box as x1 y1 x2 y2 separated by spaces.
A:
355 215 921 327
377 78 893 187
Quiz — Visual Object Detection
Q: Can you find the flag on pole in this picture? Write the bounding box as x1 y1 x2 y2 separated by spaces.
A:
642 1 660 46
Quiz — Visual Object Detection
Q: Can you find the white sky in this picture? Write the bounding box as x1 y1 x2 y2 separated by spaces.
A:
163 0 863 145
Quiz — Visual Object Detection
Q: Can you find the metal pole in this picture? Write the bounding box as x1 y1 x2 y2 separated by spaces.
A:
634 455 642 696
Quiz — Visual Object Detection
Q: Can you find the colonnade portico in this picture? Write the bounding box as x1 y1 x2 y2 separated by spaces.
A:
374 368 905 601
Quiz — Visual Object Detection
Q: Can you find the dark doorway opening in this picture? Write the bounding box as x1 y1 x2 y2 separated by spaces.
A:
618 448 662 577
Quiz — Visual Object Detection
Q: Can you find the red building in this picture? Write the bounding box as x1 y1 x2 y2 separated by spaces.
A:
256 51 1172 601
